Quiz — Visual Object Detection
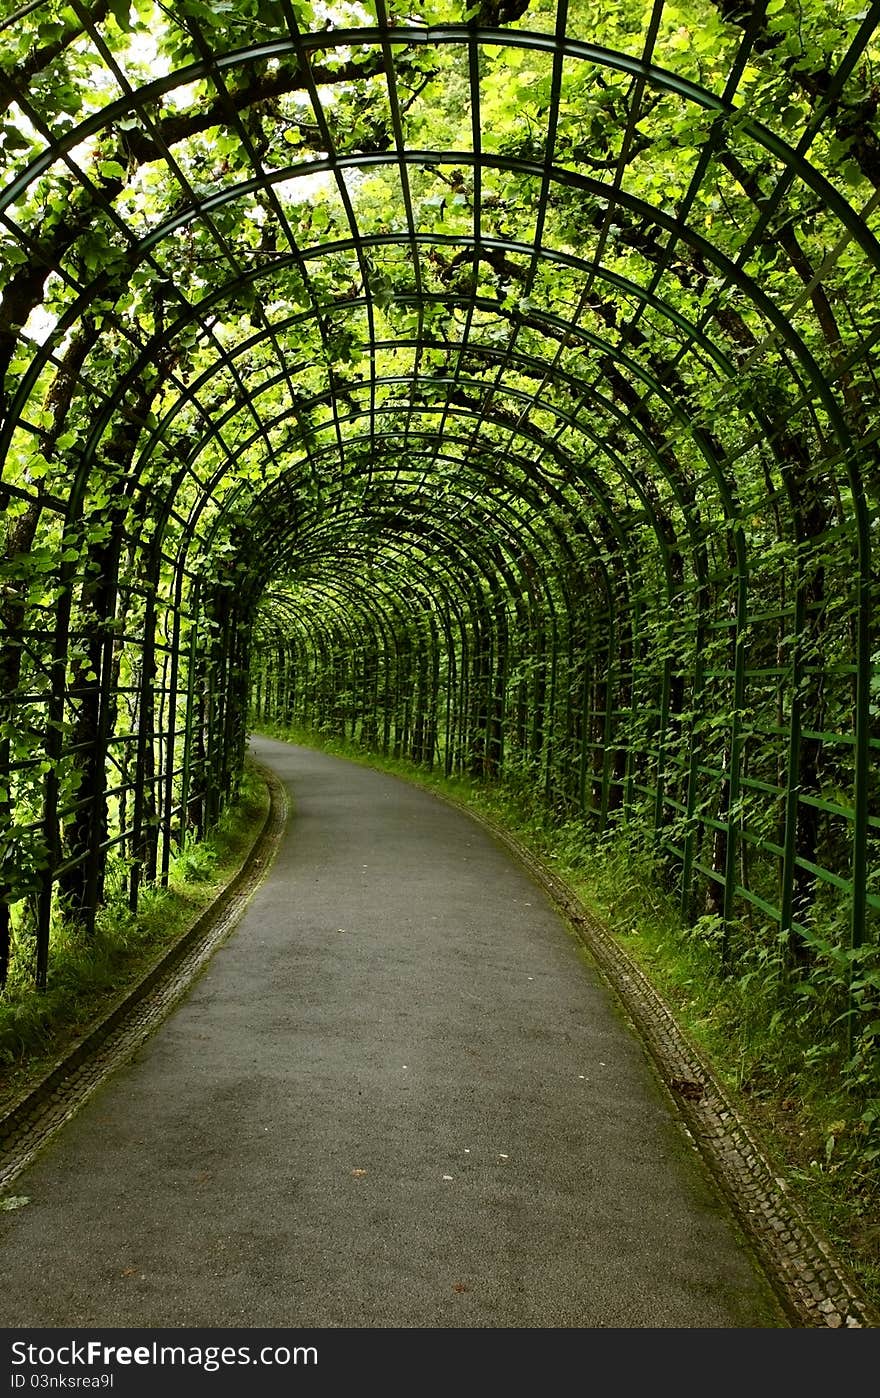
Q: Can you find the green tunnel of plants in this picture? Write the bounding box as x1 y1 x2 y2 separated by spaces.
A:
0 0 878 1064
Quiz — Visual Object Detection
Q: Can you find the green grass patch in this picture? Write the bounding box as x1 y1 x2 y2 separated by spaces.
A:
260 720 880 1306
0 763 268 1112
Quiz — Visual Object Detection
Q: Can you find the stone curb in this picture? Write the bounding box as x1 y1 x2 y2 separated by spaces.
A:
0 764 287 1195
451 797 879 1330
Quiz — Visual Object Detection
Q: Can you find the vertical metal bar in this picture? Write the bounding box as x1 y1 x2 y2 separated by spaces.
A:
129 583 157 914
599 650 615 829
577 650 592 814
36 546 79 988
623 598 641 824
680 601 708 923
81 525 122 932
179 584 201 851
652 656 672 838
847 469 873 1052
721 539 749 956
160 595 184 885
779 580 805 952
544 609 559 804
154 640 170 882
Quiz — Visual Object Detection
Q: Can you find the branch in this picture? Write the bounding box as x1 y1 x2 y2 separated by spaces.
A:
0 2 111 119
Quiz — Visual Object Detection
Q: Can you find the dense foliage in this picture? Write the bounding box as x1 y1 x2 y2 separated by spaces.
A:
0 1 878 1110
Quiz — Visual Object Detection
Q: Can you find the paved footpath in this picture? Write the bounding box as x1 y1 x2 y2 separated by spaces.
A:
0 738 786 1327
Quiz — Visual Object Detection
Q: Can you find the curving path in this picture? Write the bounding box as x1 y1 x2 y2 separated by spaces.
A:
0 738 785 1328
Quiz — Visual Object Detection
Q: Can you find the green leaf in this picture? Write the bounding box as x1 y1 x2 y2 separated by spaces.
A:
1 126 32 153
98 160 127 181
108 0 135 30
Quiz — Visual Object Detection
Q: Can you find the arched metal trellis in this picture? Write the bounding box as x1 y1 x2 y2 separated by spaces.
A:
0 0 878 1080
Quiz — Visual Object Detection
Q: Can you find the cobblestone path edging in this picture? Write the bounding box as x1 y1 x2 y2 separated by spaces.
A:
451 795 879 1330
0 764 287 1197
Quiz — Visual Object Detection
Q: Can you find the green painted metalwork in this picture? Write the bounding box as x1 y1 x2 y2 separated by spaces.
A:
0 0 877 1073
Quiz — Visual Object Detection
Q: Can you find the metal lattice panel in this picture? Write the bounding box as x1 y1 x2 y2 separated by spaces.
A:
0 0 877 1047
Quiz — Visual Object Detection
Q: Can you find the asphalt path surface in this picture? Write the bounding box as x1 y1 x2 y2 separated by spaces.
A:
0 737 785 1327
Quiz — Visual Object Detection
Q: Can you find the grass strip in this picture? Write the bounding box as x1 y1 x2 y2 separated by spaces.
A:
0 763 268 1114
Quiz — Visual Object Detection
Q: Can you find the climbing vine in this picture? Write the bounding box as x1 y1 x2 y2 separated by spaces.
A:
0 0 877 1143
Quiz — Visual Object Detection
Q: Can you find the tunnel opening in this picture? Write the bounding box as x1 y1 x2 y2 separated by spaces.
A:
0 2 877 1121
